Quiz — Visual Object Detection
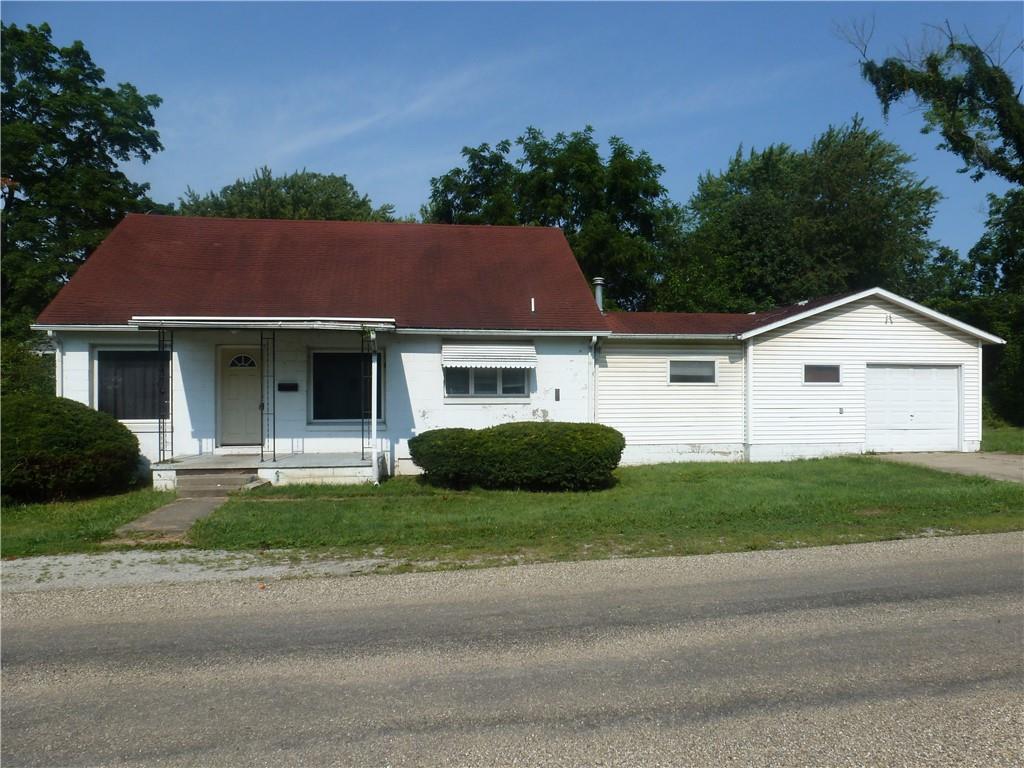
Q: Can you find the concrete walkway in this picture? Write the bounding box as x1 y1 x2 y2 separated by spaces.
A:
878 451 1023 483
115 496 227 538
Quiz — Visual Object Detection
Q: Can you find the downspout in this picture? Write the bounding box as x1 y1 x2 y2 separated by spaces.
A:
744 337 753 461
590 277 605 425
589 335 599 423
369 331 379 484
48 330 64 397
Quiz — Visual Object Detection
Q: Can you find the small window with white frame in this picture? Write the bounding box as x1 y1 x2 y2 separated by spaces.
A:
668 359 716 384
444 367 529 397
804 364 841 384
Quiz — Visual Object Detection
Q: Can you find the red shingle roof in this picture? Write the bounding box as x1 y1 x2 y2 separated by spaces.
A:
606 312 755 335
605 292 856 336
37 214 609 331
37 214 859 338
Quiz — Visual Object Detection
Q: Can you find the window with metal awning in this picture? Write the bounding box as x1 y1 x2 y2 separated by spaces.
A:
440 343 538 369
441 343 536 397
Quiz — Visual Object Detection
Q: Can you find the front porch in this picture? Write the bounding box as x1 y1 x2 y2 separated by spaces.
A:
152 451 377 490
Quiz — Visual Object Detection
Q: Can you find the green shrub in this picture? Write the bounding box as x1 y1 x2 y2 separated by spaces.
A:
1 337 55 397
406 428 479 487
409 422 625 491
2 394 141 502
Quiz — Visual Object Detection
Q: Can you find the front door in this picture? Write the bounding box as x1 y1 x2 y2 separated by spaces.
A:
219 348 261 446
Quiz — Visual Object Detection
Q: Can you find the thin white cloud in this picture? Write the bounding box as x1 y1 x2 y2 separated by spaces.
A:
275 61 500 157
133 47 553 203
612 58 835 128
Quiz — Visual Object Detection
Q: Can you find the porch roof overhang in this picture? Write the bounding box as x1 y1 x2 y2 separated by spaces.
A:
128 316 397 332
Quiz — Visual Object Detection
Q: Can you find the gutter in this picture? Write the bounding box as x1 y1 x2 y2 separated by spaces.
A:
397 327 613 337
31 324 140 332
129 317 397 331
605 333 740 341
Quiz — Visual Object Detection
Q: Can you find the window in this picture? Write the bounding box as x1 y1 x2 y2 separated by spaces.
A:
669 360 716 384
228 354 256 368
804 364 840 384
311 352 383 421
97 350 170 420
444 368 530 396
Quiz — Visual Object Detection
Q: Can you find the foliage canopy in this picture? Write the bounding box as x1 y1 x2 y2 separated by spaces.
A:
178 166 395 221
658 118 942 312
424 126 684 310
1 22 164 339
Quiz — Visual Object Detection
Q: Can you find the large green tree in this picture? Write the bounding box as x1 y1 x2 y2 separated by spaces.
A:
860 29 1024 422
1 22 164 338
178 166 395 222
658 118 942 313
424 126 684 310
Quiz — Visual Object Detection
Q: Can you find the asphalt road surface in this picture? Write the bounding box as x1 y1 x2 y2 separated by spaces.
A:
4 533 1023 767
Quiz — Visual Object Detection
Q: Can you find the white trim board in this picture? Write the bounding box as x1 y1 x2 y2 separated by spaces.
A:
736 287 1006 345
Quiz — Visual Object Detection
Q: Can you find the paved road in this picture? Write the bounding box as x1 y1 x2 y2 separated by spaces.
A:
4 533 1023 767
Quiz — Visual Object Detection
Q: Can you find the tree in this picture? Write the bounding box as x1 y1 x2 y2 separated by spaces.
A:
178 166 395 221
424 127 684 310
969 188 1023 295
856 23 1023 184
857 26 1024 423
1 22 164 338
658 119 942 312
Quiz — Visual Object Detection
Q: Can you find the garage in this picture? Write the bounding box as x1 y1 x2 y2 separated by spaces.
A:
866 365 960 452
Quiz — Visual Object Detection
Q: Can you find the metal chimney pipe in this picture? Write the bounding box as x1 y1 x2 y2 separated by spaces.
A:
592 277 605 312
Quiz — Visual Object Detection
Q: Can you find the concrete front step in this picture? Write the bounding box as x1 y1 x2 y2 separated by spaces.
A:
176 473 259 497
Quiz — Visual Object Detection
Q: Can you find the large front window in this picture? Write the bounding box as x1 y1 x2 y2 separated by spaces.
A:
311 352 383 421
444 367 528 396
97 350 170 420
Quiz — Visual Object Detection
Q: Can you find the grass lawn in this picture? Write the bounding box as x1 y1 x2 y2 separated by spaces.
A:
982 425 1024 454
1 489 175 558
189 457 1024 566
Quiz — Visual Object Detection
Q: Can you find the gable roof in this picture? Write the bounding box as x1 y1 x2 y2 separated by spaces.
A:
734 287 1006 344
606 288 1004 344
35 214 609 333
34 217 1004 346
605 292 855 338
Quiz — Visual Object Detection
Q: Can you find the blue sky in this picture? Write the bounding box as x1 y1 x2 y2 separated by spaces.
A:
5 1 1021 255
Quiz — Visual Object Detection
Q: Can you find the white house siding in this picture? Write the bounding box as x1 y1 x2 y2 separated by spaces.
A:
597 341 745 464
57 331 167 465
747 297 981 460
391 335 592 474
54 330 593 474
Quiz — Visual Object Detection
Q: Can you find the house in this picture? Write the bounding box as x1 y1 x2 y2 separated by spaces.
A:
34 214 1005 487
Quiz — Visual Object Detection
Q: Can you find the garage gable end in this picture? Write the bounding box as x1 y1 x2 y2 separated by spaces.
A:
737 288 1005 345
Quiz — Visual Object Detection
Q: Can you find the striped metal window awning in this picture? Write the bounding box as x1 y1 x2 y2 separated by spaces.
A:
441 342 537 369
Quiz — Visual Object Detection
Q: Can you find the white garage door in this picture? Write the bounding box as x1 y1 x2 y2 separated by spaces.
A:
866 365 959 452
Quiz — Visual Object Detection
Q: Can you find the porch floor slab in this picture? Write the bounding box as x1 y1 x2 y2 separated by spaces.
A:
154 452 371 471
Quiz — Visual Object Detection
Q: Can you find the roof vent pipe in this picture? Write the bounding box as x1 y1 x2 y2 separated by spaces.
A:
592 277 605 313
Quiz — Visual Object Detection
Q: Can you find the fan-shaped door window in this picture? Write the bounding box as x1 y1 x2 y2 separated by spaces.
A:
229 354 257 368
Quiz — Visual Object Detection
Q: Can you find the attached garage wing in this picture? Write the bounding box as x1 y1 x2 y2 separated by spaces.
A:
865 365 960 452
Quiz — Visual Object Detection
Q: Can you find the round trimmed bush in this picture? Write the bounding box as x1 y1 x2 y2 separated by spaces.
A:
2 394 141 502
405 427 479 488
408 422 625 491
